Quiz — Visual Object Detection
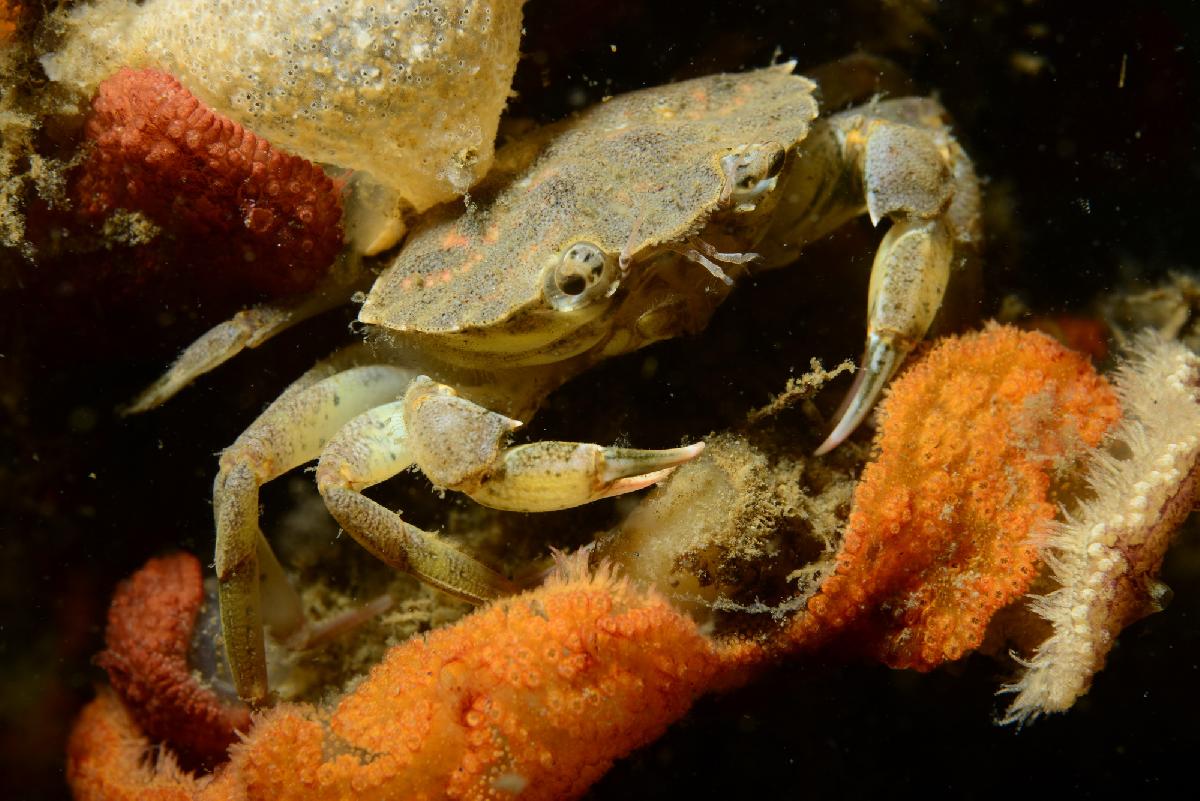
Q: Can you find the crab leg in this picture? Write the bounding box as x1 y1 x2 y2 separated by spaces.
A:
816 217 952 453
468 441 705 511
813 99 979 454
315 399 519 605
315 377 703 603
215 360 414 703
125 255 370 413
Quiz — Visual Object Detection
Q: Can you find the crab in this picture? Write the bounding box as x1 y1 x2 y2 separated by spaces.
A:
131 63 980 703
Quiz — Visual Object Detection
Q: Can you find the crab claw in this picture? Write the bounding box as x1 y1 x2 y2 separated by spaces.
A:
815 332 906 455
816 217 952 456
470 441 705 512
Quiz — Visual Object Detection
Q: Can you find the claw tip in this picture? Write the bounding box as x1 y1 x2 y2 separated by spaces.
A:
815 335 902 456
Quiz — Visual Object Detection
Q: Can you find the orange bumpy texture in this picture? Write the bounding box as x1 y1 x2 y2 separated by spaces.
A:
67 690 197 801
75 68 343 296
94 553 250 769
69 561 750 801
0 1 23 41
789 324 1120 669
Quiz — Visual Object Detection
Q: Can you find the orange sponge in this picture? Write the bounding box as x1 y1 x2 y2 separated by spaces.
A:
69 560 737 801
790 324 1120 668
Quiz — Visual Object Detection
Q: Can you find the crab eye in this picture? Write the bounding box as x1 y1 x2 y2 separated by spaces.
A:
543 241 619 311
721 143 786 211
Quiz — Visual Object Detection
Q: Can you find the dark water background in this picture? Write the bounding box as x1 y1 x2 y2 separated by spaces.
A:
1 1 1198 798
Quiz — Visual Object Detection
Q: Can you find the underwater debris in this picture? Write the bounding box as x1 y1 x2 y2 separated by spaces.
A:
1 7 70 263
1100 272 1200 354
1000 333 1200 724
595 430 855 629
595 434 790 619
93 553 250 770
789 324 1121 669
76 68 345 296
0 104 37 259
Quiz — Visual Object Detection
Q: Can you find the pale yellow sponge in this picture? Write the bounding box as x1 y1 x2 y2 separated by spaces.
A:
43 0 524 211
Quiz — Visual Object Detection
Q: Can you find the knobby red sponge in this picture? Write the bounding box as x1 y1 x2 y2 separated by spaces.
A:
95 552 251 771
76 68 344 296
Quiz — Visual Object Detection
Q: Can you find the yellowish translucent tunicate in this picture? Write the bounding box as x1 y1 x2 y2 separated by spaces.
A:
43 0 524 214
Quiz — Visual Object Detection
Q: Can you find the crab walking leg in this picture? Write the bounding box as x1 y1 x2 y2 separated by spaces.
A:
315 400 520 605
315 376 705 604
125 255 370 413
215 362 414 703
127 305 313 414
814 100 978 454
